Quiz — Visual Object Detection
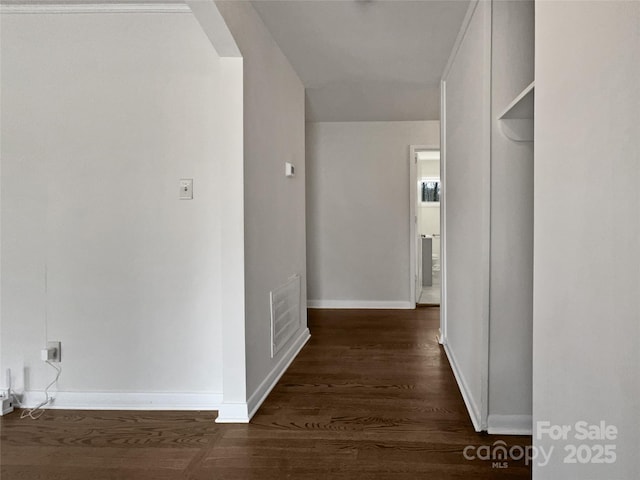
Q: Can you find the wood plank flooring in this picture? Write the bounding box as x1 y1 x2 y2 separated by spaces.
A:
1 308 531 479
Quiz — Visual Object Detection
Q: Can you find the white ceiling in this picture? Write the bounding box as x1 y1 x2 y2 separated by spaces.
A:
251 0 470 122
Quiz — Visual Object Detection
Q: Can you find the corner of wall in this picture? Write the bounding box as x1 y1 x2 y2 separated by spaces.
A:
215 402 250 423
443 342 482 432
246 328 310 420
216 327 310 423
487 414 533 436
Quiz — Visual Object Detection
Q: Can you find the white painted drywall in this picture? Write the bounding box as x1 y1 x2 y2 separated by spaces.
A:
215 2 308 402
419 159 440 178
217 56 246 409
418 207 440 238
533 2 640 478
0 12 228 400
488 0 534 430
441 0 491 429
306 121 439 306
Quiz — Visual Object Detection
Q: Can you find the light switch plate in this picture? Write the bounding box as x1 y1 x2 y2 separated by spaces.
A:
179 179 193 200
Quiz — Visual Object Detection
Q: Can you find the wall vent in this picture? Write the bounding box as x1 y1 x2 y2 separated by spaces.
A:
270 275 301 358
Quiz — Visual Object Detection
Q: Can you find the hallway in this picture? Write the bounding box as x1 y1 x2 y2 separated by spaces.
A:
1 308 531 479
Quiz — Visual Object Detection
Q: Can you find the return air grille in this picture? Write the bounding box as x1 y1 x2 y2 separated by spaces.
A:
270 275 301 358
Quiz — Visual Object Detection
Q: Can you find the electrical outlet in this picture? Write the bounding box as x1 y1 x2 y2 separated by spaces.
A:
47 341 62 363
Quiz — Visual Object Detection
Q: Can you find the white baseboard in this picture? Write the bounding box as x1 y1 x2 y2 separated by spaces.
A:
215 402 250 423
442 341 482 432
307 300 413 309
216 327 310 424
247 327 310 419
18 391 222 411
487 414 532 435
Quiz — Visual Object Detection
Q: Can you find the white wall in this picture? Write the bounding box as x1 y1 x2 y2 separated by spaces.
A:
1 12 231 406
419 158 440 179
442 0 535 435
306 121 439 308
418 206 440 238
533 2 640 478
488 0 534 433
441 0 491 430
215 1 308 413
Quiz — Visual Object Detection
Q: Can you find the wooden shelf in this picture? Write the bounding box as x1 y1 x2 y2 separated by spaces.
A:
498 81 534 142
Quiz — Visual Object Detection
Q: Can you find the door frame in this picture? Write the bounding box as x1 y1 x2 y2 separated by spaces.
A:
409 144 441 309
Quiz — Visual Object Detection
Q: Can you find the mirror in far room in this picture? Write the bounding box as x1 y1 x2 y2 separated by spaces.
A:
421 178 440 203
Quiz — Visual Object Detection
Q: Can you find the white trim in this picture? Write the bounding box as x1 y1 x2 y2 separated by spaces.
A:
19 391 221 410
487 414 533 435
247 328 310 419
0 2 191 14
216 328 311 423
215 402 250 423
443 341 482 432
410 146 418 306
479 0 493 433
439 80 447 346
307 300 413 310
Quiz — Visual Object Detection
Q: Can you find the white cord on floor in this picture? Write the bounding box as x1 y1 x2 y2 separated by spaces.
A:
20 361 61 420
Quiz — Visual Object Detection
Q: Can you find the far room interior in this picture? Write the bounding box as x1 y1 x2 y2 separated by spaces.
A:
416 148 441 306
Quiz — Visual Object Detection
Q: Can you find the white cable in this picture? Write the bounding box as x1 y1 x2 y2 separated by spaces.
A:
19 264 58 419
20 361 61 420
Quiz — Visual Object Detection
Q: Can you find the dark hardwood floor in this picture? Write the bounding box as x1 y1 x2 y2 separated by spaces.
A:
1 308 531 479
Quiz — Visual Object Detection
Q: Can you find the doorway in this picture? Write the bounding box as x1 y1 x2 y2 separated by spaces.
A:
409 146 441 307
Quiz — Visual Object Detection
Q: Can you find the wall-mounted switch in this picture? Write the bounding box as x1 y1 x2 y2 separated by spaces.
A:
179 179 193 200
285 163 295 177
